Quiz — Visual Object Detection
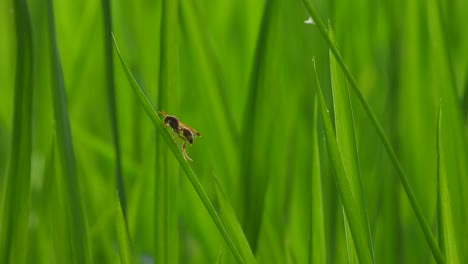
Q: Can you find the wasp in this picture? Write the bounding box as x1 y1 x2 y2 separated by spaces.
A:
158 111 201 161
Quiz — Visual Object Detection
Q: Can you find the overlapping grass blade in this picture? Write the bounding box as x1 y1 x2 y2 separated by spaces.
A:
437 105 460 264
101 1 134 260
179 0 239 145
112 36 251 264
43 142 71 263
313 59 373 263
0 0 34 262
156 0 179 262
328 25 374 263
214 179 257 263
239 0 275 252
302 0 444 262
46 0 92 262
430 0 468 259
101 0 127 219
116 195 134 264
308 95 326 264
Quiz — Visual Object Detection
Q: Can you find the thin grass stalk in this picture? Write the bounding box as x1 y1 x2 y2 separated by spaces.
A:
437 104 460 264
100 0 127 220
308 95 326 264
240 0 274 252
155 0 179 262
46 0 92 262
328 25 374 263
0 0 34 262
313 59 373 264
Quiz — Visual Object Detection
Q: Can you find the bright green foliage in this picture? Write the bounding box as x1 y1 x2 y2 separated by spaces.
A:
314 61 373 264
328 25 374 263
437 106 460 264
1 0 467 263
0 0 33 263
113 36 251 263
46 0 92 262
308 96 326 264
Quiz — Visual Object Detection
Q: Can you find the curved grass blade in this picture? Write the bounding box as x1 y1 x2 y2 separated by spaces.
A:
308 95 326 264
112 35 251 264
328 26 374 263
46 0 92 262
437 105 460 264
301 1 444 262
0 0 34 262
313 59 373 264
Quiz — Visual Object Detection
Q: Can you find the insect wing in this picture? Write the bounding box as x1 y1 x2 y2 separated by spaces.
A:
179 121 201 137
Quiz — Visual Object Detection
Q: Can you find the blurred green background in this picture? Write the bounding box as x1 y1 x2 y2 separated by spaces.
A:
1 0 467 263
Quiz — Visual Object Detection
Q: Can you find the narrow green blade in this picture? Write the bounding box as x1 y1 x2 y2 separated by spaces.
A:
239 0 276 252
215 180 257 263
437 105 460 264
308 95 326 264
100 0 127 219
328 25 374 263
46 0 92 262
116 195 134 264
155 0 179 262
313 60 373 264
0 0 34 262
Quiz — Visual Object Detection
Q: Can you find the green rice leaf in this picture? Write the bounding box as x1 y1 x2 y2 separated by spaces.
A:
309 95 326 264
302 0 444 262
46 0 92 262
100 0 127 220
437 105 460 264
116 195 134 264
214 179 257 263
0 0 34 262
155 0 179 262
328 25 374 263
239 0 276 252
313 59 373 264
112 35 250 264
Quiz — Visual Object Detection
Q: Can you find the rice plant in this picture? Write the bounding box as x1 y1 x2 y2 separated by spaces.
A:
1 0 467 263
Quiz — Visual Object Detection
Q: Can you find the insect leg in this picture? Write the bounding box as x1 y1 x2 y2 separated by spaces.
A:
181 139 192 161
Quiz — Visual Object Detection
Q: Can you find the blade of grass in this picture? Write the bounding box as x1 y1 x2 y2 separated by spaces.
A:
437 104 460 264
112 35 251 264
328 25 374 263
43 141 72 263
308 95 326 264
0 0 34 262
101 1 134 261
313 59 373 264
116 194 134 264
156 0 178 262
101 0 127 220
302 1 444 262
46 0 92 262
180 0 239 145
240 0 275 252
214 178 257 263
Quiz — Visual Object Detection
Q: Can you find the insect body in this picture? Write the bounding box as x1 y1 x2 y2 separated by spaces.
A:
158 111 201 161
